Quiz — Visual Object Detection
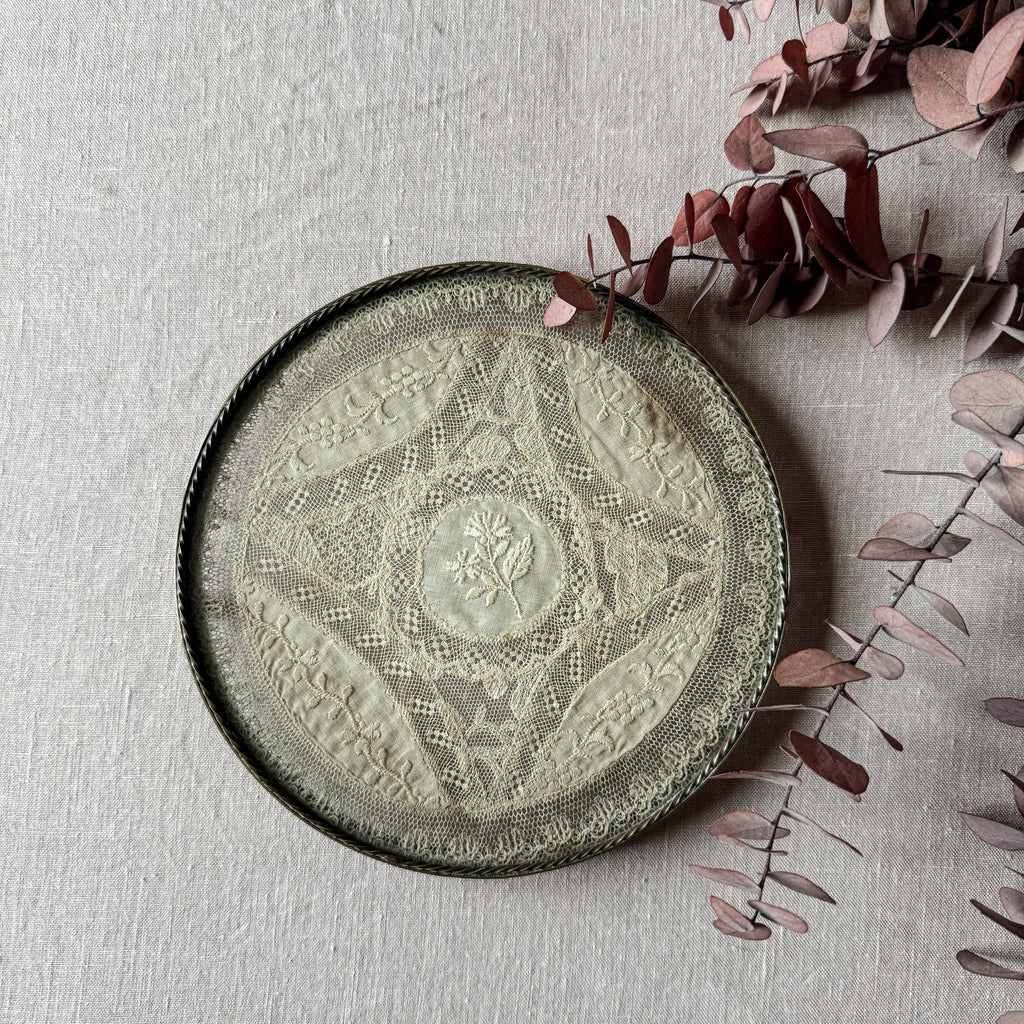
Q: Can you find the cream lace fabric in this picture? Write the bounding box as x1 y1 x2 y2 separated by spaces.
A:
183 266 786 874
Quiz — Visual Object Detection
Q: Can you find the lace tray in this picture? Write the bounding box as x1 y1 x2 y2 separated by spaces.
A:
176 262 788 876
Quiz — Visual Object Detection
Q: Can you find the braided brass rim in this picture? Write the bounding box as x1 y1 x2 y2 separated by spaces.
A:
175 261 789 877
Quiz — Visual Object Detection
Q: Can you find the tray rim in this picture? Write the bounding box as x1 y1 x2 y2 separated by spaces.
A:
175 260 790 877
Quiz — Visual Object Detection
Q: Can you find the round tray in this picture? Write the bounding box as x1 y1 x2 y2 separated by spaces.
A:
176 262 787 876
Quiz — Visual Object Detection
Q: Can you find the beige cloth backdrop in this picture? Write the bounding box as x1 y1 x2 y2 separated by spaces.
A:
4 1 1024 1021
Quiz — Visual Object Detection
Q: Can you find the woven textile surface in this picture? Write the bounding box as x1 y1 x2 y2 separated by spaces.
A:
3 1 1024 1021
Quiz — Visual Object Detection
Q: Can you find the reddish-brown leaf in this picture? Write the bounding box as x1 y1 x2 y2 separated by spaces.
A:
774 648 871 688
866 262 906 347
931 263 976 337
711 895 755 931
913 209 930 286
1008 248 1024 285
553 272 599 311
1009 121 1024 172
586 234 596 277
746 184 786 261
825 0 853 22
961 814 1024 850
712 919 773 940
688 864 760 893
747 899 809 933
780 805 863 856
825 620 906 679
789 730 869 798
959 505 1024 556
731 185 754 233
763 125 869 172
778 196 804 267
543 295 577 328
768 871 836 904
948 115 1003 160
967 8 1024 105
600 271 617 345
689 259 724 320
684 193 696 247
872 606 964 665
708 810 790 842
796 181 874 278
986 697 1024 726
951 369 1024 434
768 268 829 318
781 39 809 81
607 216 632 269
841 691 904 751
846 166 891 281
725 115 776 174
972 898 1024 939
617 263 647 297
643 236 675 304
713 769 801 787
713 213 744 272
957 950 1024 980
747 261 788 325
719 4 735 39
857 537 948 562
806 229 848 289
909 581 969 634
673 190 730 247
907 47 975 130
983 198 1009 282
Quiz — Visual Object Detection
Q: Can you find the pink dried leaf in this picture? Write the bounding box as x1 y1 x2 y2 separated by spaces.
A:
845 166 891 281
983 198 1009 282
600 272 617 345
739 83 770 117
806 229 848 289
771 71 788 115
713 768 801 787
688 864 760 893
909 581 969 634
930 263 976 337
710 895 754 931
1010 766 1024 816
719 4 735 40
824 620 905 679
872 606 963 665
857 537 948 562
840 691 904 751
781 805 863 856
958 505 1024 556
789 730 869 799
712 919 773 940
673 190 730 248
543 295 577 328
986 698 1024 726
997 1012 1024 1024
966 283 1019 360
960 813 1024 851
907 47 975 130
869 0 891 39
712 213 744 273
708 809 791 843
979 462 1024 529
781 39 809 81
553 272 598 311
956 950 1024 980
971 898 1024 940
866 262 906 347
735 5 751 42
805 21 849 59
606 215 632 270
950 369 1024 435
643 236 675 305
773 648 871 689
747 261 788 325
768 871 836 904
779 196 804 267
966 8 1024 105
948 115 1002 161
763 125 870 172
876 510 941 546
753 0 777 20
689 259 724 321
882 468 979 484
952 409 1024 462
725 115 776 174
999 886 1024 924
747 899 809 933
856 37 879 79
1009 120 1024 172
617 263 647 297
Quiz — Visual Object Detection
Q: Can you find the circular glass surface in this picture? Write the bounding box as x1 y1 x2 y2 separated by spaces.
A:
177 263 787 876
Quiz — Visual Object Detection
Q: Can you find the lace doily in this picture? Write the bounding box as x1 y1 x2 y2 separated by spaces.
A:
177 263 787 875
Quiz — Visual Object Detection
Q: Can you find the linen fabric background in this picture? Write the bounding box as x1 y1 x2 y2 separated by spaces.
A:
3 1 1024 1021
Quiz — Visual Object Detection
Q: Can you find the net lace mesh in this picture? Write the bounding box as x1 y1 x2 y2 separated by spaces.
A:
186 269 785 874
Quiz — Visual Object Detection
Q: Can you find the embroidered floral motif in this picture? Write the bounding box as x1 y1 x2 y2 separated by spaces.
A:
445 510 535 619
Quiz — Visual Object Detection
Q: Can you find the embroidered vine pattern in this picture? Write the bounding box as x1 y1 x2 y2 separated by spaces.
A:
445 510 536 619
